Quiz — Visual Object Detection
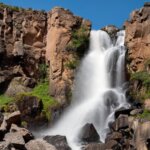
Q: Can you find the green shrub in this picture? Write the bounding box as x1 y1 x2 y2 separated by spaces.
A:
138 109 150 120
39 63 47 80
131 71 150 88
0 2 21 11
65 60 79 69
67 25 89 53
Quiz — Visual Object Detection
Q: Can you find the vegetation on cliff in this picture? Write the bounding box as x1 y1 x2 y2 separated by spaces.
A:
67 25 90 57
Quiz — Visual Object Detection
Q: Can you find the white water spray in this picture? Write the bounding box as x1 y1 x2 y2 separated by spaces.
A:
43 30 129 150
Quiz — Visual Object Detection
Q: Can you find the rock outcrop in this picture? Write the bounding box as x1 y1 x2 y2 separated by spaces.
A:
0 3 91 126
125 2 150 102
46 7 91 105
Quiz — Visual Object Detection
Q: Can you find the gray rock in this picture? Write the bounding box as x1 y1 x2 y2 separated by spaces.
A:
25 139 57 150
105 132 122 142
116 115 129 131
79 123 100 143
0 141 13 150
4 132 25 149
105 140 119 149
44 135 71 150
130 109 143 116
83 143 105 150
10 124 34 143
5 111 21 129
0 112 4 126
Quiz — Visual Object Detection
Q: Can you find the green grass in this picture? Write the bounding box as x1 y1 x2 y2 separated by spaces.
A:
16 81 58 121
31 81 57 108
0 95 13 106
138 109 150 120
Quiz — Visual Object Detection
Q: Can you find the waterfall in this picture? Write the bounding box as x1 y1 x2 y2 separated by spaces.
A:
43 30 129 150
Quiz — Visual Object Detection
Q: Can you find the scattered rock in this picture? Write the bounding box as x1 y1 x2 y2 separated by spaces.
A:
83 143 105 150
105 140 119 149
79 123 99 143
44 135 71 150
4 132 25 149
115 108 133 119
105 132 122 142
0 112 4 126
115 115 129 131
0 141 13 150
5 111 21 129
130 109 143 116
25 139 57 150
10 124 34 143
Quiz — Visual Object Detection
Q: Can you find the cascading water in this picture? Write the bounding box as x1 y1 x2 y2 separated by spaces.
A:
43 30 129 150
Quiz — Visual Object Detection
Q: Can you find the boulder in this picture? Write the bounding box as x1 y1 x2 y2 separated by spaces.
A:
83 143 105 150
115 108 133 119
43 135 71 150
5 77 35 97
0 141 13 150
0 112 4 126
130 109 143 116
4 132 25 149
10 124 34 143
101 25 119 42
0 120 7 140
16 94 45 127
105 132 122 142
25 139 57 150
105 140 120 149
79 123 99 143
115 115 129 131
5 111 21 129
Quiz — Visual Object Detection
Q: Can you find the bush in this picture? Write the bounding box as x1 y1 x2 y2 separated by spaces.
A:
65 60 79 69
67 25 89 56
138 109 150 120
39 63 47 80
0 2 21 11
131 71 150 88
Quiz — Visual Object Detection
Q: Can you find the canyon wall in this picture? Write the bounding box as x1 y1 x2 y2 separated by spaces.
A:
125 2 150 103
0 4 91 126
0 4 91 100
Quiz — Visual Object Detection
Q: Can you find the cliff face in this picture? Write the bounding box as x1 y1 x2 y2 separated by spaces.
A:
46 7 91 105
0 6 91 104
0 4 91 126
0 7 47 94
125 2 150 102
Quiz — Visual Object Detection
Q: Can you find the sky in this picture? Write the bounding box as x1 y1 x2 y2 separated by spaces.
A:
0 0 148 29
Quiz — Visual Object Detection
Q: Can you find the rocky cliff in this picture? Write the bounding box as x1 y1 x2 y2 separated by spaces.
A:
125 2 150 103
0 3 91 127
